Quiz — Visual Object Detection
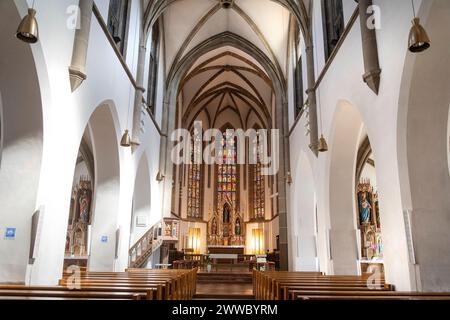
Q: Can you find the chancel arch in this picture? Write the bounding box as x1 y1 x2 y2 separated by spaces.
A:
167 32 287 264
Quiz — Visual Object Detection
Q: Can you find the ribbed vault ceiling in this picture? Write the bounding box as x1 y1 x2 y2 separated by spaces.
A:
142 0 311 130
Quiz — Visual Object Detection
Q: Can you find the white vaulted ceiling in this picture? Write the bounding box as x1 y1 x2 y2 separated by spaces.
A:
144 0 294 130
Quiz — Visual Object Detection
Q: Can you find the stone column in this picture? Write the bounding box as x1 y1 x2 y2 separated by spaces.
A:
305 44 319 156
357 0 382 94
132 42 147 143
68 0 94 92
160 99 174 218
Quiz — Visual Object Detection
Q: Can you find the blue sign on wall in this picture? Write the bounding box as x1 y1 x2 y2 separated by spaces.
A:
5 228 16 239
101 236 108 243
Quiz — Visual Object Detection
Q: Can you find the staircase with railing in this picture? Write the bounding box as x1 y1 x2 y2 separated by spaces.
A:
128 220 164 268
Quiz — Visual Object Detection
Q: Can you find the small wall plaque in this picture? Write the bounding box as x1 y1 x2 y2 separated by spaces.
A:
5 228 16 240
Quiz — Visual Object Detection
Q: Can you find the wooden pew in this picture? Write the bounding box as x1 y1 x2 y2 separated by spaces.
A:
76 269 197 299
290 290 450 300
253 270 390 300
0 268 197 300
253 270 450 301
0 288 146 300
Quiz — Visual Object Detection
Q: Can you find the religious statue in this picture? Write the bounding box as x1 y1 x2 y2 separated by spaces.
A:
235 218 241 236
223 204 230 223
223 224 229 237
74 227 84 256
77 184 91 224
359 192 371 224
211 218 217 235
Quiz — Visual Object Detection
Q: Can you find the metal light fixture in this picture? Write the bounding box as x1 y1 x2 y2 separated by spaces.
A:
317 134 328 153
16 7 39 44
120 129 131 147
120 129 140 148
286 172 293 185
156 172 165 182
120 93 141 148
316 89 328 154
408 0 430 53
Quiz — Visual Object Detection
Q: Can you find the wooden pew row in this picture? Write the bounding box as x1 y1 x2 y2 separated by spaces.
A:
0 284 161 298
126 268 197 299
290 290 450 300
253 270 325 298
0 288 146 300
254 270 450 301
60 268 197 300
66 269 197 300
91 268 197 299
253 270 390 300
59 278 174 300
0 268 196 300
126 268 198 299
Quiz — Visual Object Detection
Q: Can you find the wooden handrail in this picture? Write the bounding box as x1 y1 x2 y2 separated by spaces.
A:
129 226 155 255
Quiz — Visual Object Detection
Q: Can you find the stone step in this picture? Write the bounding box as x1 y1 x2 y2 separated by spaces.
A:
194 293 254 300
197 272 253 284
195 282 254 300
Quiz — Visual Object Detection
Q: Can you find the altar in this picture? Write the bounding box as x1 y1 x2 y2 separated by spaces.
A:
208 246 245 255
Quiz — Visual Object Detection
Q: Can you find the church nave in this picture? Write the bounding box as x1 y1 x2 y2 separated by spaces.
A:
0 0 450 309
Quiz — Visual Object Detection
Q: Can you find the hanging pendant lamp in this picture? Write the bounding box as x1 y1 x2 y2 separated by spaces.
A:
317 134 328 153
408 0 430 53
120 129 132 147
316 90 328 154
16 7 39 43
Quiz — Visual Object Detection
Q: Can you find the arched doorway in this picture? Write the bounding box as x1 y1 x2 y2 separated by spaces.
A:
0 1 44 283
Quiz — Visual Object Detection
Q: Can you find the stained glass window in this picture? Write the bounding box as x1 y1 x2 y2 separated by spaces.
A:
187 130 202 219
217 131 238 213
250 133 265 219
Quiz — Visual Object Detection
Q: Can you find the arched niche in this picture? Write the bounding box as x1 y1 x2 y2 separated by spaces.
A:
397 0 450 291
85 103 121 272
0 1 44 283
62 128 95 271
290 150 317 271
355 135 384 275
130 153 152 245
